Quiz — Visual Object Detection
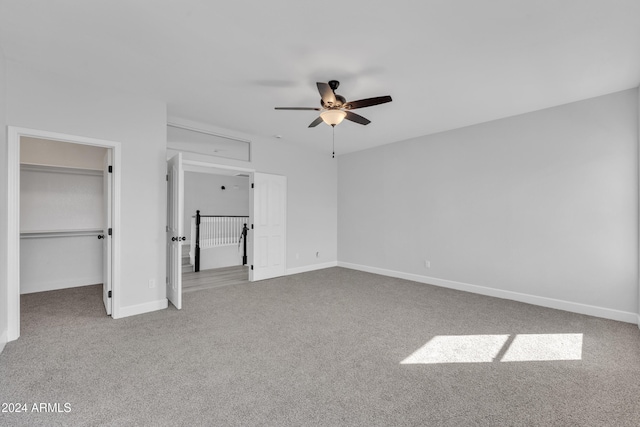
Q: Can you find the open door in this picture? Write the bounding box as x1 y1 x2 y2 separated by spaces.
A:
102 149 113 315
250 172 286 281
166 152 184 309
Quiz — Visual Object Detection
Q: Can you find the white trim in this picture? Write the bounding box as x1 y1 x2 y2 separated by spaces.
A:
7 127 19 341
182 159 255 174
20 277 103 294
117 299 168 318
338 261 638 324
7 126 122 340
0 330 6 354
287 261 338 276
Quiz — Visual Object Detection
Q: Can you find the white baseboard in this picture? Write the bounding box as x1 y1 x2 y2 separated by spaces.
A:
287 261 338 276
20 277 104 295
0 330 7 354
116 298 168 319
338 262 638 324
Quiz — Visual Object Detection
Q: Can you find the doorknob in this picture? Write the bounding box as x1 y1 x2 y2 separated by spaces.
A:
181 236 186 241
98 235 105 239
171 237 177 241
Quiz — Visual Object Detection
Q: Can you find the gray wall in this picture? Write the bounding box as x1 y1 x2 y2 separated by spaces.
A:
168 116 338 273
20 235 103 294
6 60 168 313
2 57 338 327
338 89 638 320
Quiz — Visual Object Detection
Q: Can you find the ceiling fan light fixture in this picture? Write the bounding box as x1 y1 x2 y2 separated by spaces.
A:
274 80 391 128
320 110 347 126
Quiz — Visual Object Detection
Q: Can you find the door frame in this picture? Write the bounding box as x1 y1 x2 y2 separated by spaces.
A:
168 157 288 289
180 159 256 279
6 126 122 341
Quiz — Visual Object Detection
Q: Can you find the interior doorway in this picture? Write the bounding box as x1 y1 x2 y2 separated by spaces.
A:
165 155 287 309
182 166 251 293
6 127 122 342
166 155 254 308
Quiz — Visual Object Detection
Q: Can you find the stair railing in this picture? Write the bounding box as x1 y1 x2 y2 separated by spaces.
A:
193 211 249 272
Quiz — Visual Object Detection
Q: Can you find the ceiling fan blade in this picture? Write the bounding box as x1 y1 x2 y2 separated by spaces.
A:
275 107 322 111
308 116 324 127
344 111 371 125
317 82 336 106
345 95 392 110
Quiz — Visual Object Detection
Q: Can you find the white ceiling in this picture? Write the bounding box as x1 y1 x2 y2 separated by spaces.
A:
1 1 639 155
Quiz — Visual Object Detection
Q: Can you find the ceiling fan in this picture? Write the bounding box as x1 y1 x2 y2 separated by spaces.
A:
275 80 392 128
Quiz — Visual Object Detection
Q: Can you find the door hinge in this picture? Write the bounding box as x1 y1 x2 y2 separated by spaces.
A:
108 165 113 173
166 225 169 232
251 183 254 189
251 265 254 270
251 224 254 229
108 228 112 236
108 290 112 298
166 174 169 181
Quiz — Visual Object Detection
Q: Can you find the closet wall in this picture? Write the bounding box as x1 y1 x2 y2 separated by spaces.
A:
20 137 106 294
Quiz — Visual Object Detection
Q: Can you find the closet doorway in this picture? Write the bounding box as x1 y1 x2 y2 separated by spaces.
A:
6 127 122 341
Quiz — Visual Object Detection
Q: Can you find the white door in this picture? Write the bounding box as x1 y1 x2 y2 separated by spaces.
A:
102 149 113 315
250 172 286 281
166 152 184 309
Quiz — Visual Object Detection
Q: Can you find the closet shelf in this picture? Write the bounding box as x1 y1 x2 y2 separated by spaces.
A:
20 229 104 239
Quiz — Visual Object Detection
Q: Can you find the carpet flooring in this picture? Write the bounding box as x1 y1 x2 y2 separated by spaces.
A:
1 267 640 426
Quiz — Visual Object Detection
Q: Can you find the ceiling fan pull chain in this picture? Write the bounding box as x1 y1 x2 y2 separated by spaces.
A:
332 125 335 158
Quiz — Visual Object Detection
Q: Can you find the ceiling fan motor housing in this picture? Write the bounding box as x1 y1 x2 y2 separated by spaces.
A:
322 94 346 109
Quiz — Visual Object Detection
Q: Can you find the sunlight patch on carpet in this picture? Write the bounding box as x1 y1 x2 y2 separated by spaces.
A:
400 335 510 364
501 333 583 362
401 333 583 364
